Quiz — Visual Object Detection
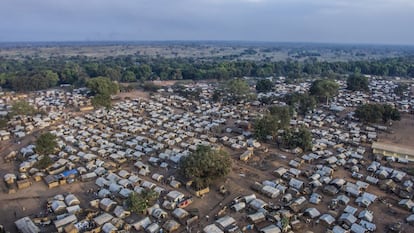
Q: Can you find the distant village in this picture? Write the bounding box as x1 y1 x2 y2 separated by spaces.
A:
1 75 414 233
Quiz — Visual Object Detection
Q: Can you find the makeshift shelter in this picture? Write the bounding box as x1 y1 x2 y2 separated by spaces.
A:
358 210 373 222
319 214 335 226
231 202 246 212
304 208 321 219
93 213 113 226
350 223 366 233
332 225 348 233
166 190 185 203
260 224 281 233
162 220 180 233
65 194 80 206
100 198 116 212
172 208 189 220
146 223 160 233
215 216 236 230
15 217 40 233
406 214 414 225
102 222 117 233
399 199 414 210
203 224 224 233
247 212 266 223
113 205 130 218
54 214 77 231
132 217 152 231
339 213 357 226
51 200 67 213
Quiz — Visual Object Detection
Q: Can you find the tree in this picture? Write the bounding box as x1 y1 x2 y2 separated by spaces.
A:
281 217 290 232
86 77 119 108
284 93 316 116
179 145 231 189
34 155 53 169
141 82 161 92
91 94 112 109
35 132 58 155
61 63 84 84
43 70 59 87
256 79 273 92
346 74 369 91
309 79 339 104
354 103 401 124
86 77 119 96
226 78 252 103
382 104 401 123
126 190 159 214
354 104 383 123
278 127 312 152
254 106 292 141
254 114 281 141
136 64 152 80
10 100 36 116
268 105 293 128
394 83 408 97
121 70 137 82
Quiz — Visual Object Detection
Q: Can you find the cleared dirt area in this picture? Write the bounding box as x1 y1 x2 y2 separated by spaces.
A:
378 113 414 147
116 90 150 100
0 180 97 233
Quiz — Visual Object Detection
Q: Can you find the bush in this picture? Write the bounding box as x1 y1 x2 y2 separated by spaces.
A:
34 155 53 169
126 190 159 214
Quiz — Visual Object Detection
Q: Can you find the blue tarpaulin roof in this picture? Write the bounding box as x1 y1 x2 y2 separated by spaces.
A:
60 169 78 178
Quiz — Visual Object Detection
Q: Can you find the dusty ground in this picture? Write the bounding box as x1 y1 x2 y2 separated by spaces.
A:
0 181 97 233
116 90 150 100
378 113 414 147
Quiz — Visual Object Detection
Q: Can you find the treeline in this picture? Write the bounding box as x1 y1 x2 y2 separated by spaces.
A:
1 55 414 91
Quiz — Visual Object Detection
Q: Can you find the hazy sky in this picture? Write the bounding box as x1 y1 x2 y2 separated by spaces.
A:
1 0 413 44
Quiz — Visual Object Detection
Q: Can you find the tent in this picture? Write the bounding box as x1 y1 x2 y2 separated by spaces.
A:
15 217 40 233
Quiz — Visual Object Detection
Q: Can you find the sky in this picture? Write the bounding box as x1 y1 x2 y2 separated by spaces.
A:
0 0 413 45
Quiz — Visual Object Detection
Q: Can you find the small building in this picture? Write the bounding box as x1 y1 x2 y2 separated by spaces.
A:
203 224 224 233
259 224 281 233
215 216 236 230
372 142 414 161
319 214 335 226
162 220 180 233
15 217 40 233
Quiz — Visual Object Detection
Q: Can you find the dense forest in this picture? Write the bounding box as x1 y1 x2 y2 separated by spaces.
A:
1 55 414 92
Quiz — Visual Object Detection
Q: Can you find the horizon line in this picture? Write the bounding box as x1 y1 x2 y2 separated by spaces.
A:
1 39 414 48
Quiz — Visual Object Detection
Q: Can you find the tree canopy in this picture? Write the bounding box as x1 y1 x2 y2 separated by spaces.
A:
86 76 119 96
10 100 36 116
126 190 159 214
256 79 273 93
34 155 53 169
254 105 292 141
354 103 401 123
309 79 339 104
284 92 316 116
226 78 252 102
278 127 312 152
179 145 231 189
394 83 408 97
346 74 369 91
35 132 58 155
86 77 119 108
1 55 414 92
